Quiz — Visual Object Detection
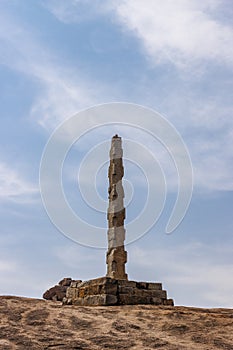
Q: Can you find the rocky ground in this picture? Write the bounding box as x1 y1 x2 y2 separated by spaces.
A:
0 295 232 349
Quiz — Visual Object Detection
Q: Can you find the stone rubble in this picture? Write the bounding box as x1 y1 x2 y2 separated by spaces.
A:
43 278 74 301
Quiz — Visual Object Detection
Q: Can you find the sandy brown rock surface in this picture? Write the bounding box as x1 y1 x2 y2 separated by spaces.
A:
0 295 232 350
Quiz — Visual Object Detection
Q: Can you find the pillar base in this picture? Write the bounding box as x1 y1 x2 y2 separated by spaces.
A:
63 276 174 306
106 272 128 280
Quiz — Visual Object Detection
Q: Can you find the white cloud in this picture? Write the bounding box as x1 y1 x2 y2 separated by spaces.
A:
44 0 233 70
114 0 233 70
0 162 38 201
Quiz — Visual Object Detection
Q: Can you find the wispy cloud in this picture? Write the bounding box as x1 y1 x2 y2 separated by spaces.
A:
42 0 111 24
30 65 102 130
0 162 38 202
0 5 107 131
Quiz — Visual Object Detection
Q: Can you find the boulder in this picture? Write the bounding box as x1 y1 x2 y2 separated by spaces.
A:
43 285 66 301
58 277 73 287
43 278 74 301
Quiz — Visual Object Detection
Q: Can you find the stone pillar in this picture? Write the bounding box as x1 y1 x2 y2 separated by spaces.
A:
106 135 127 280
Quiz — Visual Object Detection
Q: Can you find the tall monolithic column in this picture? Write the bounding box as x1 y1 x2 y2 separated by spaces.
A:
106 135 127 280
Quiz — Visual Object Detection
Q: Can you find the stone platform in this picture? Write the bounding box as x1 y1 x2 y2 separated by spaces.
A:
63 277 174 306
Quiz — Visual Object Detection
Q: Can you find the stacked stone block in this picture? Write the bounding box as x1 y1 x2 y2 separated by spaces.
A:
63 277 174 306
106 135 127 280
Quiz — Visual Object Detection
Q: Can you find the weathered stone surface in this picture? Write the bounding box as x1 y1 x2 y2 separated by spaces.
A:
118 286 134 294
140 289 167 299
64 277 174 306
85 294 117 306
117 286 166 299
136 282 148 289
71 294 118 306
118 294 163 305
58 277 73 286
148 282 162 290
43 285 67 301
70 280 82 288
43 278 76 301
118 280 137 288
106 135 127 280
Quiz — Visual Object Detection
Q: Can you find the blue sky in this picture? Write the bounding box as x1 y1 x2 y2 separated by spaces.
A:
0 0 232 307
